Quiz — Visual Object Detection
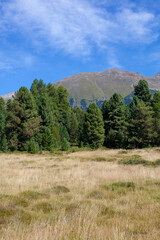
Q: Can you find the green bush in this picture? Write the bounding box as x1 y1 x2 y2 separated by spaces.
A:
118 155 147 165
28 139 39 154
61 137 70 151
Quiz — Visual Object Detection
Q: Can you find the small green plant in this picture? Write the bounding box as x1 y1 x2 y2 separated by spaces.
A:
118 150 128 154
102 182 136 191
100 206 115 217
28 139 39 154
88 190 104 199
51 186 70 194
61 138 70 151
118 155 147 165
20 190 47 200
91 157 107 162
14 210 34 224
34 202 53 213
0 206 15 217
119 155 160 167
10 197 29 208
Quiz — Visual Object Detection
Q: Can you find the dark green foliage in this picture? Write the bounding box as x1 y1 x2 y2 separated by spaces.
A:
0 98 7 151
128 101 155 148
61 137 70 151
1 135 8 152
28 138 39 154
5 87 41 151
134 80 152 103
42 127 55 151
57 86 71 131
1 79 159 152
118 156 160 167
73 108 85 146
47 83 59 119
37 93 55 127
59 124 70 142
102 93 128 148
30 79 47 96
152 92 160 145
80 99 87 111
83 103 105 148
70 111 78 144
51 125 61 147
129 96 140 119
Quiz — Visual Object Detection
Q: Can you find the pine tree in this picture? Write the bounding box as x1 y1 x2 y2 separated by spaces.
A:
57 86 71 132
70 111 78 144
6 87 41 150
61 137 70 151
59 123 70 142
0 98 7 151
37 93 55 127
5 99 21 150
134 80 152 104
42 127 55 151
128 101 154 148
30 79 39 97
152 91 160 145
83 103 104 148
102 93 128 148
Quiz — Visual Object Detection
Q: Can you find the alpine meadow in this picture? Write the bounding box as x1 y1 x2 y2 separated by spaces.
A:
0 79 160 239
1 0 160 239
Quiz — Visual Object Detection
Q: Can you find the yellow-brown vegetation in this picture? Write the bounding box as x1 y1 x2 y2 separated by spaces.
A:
0 148 160 239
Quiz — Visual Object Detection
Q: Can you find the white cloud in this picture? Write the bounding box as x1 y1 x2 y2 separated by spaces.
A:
0 50 34 71
0 0 158 56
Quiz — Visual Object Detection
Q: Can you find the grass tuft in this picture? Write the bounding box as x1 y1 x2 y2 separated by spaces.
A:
20 190 48 200
88 190 104 199
102 181 136 191
34 202 53 213
50 186 70 194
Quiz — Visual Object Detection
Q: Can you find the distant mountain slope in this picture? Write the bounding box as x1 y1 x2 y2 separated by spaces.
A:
0 92 15 101
1 68 160 108
53 68 160 108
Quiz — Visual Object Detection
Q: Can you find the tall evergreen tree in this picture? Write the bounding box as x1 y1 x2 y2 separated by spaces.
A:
57 86 71 132
70 111 78 144
72 108 85 146
134 80 152 104
102 93 128 148
152 91 160 145
37 93 55 127
0 98 7 151
6 87 41 150
83 103 104 148
128 101 154 148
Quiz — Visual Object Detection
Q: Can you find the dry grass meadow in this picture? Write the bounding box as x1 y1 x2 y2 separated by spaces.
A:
0 148 160 240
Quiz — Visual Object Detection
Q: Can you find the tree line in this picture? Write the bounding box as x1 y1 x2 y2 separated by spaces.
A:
0 79 160 153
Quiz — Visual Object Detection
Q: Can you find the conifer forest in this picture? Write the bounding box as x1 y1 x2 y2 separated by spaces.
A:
0 79 160 153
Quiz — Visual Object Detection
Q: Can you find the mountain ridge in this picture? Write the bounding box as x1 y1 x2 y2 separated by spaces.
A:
1 68 160 108
53 68 160 108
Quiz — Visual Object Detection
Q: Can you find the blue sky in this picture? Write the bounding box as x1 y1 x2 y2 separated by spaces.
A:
0 0 160 95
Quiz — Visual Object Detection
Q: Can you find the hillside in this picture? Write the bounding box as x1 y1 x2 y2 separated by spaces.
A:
53 68 160 108
1 68 160 108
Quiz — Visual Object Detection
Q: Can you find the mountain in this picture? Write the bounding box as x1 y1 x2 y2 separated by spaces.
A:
53 68 160 108
0 92 15 101
1 68 160 108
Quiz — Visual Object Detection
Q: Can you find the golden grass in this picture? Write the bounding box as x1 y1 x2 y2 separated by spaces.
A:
0 149 160 239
